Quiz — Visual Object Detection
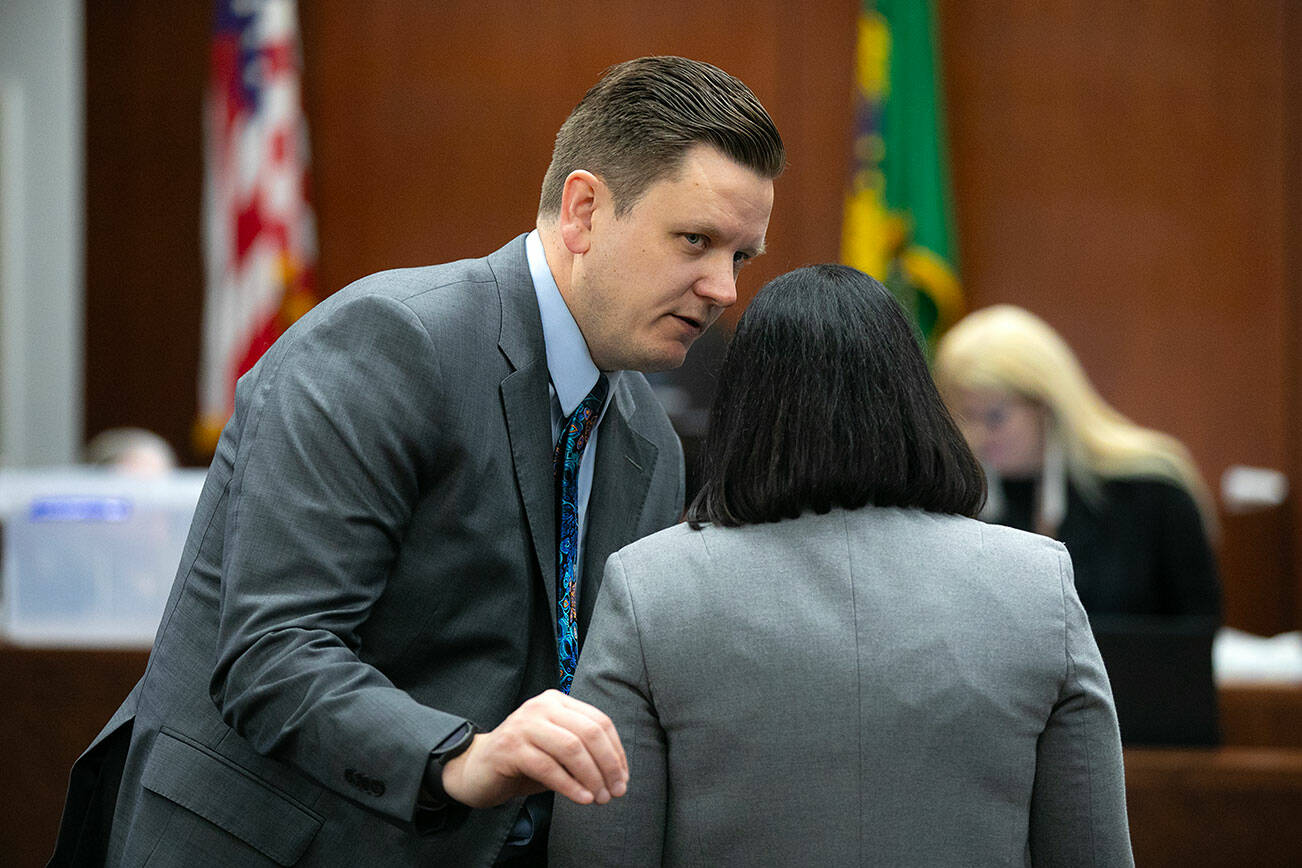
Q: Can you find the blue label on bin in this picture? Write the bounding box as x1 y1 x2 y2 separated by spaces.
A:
28 497 133 522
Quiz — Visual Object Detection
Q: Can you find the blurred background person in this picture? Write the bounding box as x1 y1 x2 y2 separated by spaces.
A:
82 427 178 476
550 265 1132 867
934 304 1221 620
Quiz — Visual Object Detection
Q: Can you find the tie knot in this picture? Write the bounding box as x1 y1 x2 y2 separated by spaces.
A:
554 374 609 474
567 374 609 439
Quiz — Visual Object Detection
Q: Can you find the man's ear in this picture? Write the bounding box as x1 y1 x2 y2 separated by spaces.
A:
558 170 602 255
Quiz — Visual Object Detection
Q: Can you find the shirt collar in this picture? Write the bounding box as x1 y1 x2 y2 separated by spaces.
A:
526 229 615 416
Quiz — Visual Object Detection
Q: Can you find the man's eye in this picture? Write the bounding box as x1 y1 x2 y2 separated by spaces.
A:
733 251 750 265
684 233 705 247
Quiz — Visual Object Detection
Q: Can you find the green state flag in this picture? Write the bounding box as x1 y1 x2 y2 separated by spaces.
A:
842 0 963 349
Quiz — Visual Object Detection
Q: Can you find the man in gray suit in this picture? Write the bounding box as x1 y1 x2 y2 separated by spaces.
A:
53 56 783 866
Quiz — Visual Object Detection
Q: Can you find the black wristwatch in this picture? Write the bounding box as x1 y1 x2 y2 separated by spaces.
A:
421 721 478 807
435 721 478 766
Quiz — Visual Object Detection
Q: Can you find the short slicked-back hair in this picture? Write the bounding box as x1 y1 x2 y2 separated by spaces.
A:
688 265 986 528
538 56 785 218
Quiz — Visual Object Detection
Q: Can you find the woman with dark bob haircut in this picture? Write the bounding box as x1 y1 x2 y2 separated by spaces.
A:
550 265 1133 867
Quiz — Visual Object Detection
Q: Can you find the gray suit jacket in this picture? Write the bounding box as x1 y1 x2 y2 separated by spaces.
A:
53 235 685 866
550 507 1133 867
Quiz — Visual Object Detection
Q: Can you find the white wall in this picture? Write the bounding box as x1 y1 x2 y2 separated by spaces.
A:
0 0 84 467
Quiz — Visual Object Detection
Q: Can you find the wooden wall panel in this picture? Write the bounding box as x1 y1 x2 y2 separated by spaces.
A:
83 2 209 464
1286 0 1302 629
0 645 149 866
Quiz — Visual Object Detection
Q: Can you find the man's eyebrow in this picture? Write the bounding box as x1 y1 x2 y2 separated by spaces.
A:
685 223 765 257
689 221 725 241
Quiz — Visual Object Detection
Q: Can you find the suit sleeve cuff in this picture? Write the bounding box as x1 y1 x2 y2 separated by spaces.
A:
413 721 477 835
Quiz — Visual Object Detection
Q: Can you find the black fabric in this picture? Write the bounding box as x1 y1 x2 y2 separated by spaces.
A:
49 715 133 867
494 794 550 866
995 476 1221 618
1089 614 1220 746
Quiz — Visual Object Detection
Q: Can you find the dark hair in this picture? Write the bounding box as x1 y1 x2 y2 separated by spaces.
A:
687 264 986 527
538 56 785 217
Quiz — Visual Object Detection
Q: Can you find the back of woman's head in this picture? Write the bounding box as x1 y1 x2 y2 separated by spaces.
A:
687 264 985 528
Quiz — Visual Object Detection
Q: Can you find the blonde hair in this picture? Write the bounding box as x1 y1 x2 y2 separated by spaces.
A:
933 305 1216 531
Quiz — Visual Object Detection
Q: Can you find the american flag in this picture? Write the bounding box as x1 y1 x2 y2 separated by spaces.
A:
196 0 318 455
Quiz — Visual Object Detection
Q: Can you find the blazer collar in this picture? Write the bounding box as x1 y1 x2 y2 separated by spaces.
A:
489 234 544 373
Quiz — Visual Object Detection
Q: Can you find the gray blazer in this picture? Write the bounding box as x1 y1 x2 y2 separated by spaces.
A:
53 236 685 866
551 507 1133 867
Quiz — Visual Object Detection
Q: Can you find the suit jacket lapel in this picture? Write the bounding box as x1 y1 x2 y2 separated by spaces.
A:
491 237 560 628
579 379 658 640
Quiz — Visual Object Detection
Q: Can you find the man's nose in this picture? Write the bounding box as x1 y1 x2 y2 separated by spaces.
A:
695 257 738 308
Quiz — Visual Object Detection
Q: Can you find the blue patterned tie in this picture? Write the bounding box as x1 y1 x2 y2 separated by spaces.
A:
554 374 609 694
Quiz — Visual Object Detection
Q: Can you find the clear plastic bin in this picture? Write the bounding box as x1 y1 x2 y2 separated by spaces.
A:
0 468 206 646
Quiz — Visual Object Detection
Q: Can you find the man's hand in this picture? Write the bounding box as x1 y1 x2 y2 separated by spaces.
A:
440 689 628 809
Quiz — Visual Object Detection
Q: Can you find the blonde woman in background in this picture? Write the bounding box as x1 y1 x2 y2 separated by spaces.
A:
934 304 1221 618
